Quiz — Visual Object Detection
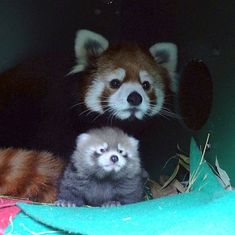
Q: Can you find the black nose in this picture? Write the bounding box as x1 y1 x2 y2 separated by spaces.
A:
127 91 143 106
110 155 119 163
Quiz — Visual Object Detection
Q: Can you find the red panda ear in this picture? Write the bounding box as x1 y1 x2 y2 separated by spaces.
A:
149 42 177 73
129 136 139 149
76 133 90 149
149 42 178 92
71 29 109 73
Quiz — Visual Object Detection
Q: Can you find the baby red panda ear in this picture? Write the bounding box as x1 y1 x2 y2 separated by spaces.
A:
71 29 109 74
129 136 139 149
149 42 178 92
76 133 90 149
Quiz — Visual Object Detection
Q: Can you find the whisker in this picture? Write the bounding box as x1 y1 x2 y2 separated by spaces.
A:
70 98 110 110
107 111 113 125
106 108 116 125
143 112 150 119
91 106 112 122
91 113 102 122
161 107 179 115
91 106 115 123
146 102 180 120
110 110 119 125
74 100 111 116
164 94 176 98
159 109 181 120
78 108 94 116
70 102 86 109
158 112 171 121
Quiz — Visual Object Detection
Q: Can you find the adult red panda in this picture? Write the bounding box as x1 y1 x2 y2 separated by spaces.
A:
0 30 187 178
70 29 178 121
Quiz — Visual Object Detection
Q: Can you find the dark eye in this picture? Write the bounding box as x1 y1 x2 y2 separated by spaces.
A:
123 154 128 158
94 151 101 158
118 149 123 154
142 81 151 91
110 79 121 89
100 148 105 153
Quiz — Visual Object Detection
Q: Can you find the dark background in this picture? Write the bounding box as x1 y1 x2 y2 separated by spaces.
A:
1 0 226 73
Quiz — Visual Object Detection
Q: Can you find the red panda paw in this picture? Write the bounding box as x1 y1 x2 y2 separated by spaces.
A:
54 200 76 207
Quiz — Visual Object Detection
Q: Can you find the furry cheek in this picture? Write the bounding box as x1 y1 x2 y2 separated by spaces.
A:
149 86 165 116
139 70 166 116
79 148 96 167
84 79 106 114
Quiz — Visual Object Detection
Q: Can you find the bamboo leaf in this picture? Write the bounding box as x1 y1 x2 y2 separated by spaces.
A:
215 157 232 190
179 154 190 164
179 158 190 171
161 164 180 189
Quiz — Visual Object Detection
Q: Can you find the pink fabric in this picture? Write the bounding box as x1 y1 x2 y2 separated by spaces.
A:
0 197 29 235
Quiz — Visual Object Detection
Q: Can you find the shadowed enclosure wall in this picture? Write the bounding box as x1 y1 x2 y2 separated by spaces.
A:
176 1 235 186
0 0 121 73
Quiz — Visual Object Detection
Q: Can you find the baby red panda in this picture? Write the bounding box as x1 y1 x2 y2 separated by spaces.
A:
0 148 65 203
56 127 145 207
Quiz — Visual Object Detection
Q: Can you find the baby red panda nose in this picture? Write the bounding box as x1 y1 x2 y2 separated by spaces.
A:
127 91 143 106
110 155 119 163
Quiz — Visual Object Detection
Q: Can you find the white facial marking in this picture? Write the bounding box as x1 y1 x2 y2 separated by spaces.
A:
97 150 126 172
139 70 165 116
117 143 125 153
85 68 126 114
85 78 105 113
108 82 150 120
139 70 153 84
151 86 164 115
117 143 130 157
96 142 108 154
105 68 126 82
85 68 165 119
117 143 135 160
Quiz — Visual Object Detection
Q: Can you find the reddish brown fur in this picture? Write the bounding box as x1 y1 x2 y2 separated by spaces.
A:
81 43 171 105
0 148 66 203
97 42 170 86
148 90 157 105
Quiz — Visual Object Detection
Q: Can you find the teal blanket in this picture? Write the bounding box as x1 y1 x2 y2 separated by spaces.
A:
5 139 235 235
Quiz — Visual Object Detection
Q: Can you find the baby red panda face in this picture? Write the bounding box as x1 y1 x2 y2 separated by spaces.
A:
92 142 132 173
70 30 178 120
73 127 141 179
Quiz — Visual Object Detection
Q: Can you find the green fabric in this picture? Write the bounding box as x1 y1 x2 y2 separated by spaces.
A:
5 138 235 235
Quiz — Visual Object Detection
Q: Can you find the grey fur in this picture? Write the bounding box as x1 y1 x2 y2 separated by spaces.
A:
56 127 145 207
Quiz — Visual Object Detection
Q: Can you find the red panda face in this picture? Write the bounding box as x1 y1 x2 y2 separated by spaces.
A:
70 30 178 121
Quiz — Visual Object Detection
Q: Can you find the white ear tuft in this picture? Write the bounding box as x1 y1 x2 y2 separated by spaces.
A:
129 136 139 149
150 42 178 92
70 29 109 74
76 133 90 149
149 42 177 72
